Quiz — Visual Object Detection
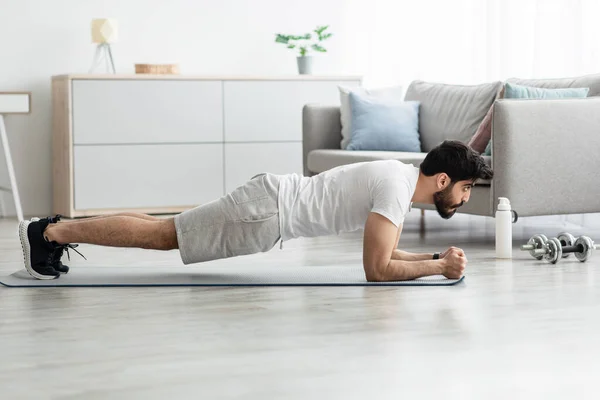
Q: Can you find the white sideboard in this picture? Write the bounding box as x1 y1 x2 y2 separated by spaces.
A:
52 74 361 217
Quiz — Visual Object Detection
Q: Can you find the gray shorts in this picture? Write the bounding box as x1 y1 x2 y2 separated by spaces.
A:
174 173 281 265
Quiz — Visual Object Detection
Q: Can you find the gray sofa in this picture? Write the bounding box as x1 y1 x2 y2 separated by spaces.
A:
303 75 600 218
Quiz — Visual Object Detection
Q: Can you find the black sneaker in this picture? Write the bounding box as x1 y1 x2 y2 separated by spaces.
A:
31 216 69 273
30 215 86 274
19 218 60 280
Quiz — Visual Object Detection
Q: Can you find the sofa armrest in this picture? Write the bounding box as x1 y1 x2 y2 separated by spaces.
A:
302 104 342 176
491 97 600 217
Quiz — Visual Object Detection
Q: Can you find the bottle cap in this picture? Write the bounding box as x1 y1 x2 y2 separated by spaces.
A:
497 197 511 211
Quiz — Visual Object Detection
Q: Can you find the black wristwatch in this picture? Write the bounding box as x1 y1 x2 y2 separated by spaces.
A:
433 252 440 260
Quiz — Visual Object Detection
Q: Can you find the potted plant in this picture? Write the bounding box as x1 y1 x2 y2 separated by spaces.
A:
275 25 333 75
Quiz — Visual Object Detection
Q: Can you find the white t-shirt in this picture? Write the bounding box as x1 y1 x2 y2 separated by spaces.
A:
277 160 420 241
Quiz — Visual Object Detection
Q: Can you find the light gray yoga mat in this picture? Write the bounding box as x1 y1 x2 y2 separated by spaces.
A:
0 265 464 287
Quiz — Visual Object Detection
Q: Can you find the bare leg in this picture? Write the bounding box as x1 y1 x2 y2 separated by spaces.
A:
59 212 162 223
43 216 178 250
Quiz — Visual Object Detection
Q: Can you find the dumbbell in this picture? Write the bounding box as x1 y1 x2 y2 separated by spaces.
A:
520 232 576 260
520 234 549 260
531 235 600 264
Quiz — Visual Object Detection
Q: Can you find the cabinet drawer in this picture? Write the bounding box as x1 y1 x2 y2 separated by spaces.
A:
74 144 223 210
224 142 302 192
72 80 223 144
223 80 359 142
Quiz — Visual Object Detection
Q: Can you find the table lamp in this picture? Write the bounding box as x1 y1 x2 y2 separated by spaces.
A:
89 18 118 74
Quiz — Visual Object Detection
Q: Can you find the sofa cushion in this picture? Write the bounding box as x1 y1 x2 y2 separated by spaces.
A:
468 103 495 154
468 86 505 154
338 85 405 149
347 91 421 152
507 72 600 96
307 149 492 185
504 82 590 98
404 80 503 152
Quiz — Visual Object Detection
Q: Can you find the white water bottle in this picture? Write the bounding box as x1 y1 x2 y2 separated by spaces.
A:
495 197 513 258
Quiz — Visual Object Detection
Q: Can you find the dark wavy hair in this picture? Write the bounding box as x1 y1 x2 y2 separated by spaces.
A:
420 140 493 183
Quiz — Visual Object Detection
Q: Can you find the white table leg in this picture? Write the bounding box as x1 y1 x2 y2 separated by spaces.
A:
0 115 24 222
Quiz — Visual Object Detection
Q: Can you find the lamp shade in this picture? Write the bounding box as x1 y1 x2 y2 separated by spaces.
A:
91 19 118 44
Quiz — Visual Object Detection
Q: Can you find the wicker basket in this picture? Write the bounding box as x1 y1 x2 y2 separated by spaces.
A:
134 64 180 75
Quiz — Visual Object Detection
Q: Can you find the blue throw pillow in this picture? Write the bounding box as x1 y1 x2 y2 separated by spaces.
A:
346 91 421 152
485 82 590 156
504 82 590 99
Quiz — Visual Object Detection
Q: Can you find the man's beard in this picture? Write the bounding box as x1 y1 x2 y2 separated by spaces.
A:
434 184 465 219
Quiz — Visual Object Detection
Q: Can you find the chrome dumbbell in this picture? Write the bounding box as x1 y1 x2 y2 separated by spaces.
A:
520 234 549 260
520 232 575 260
531 235 600 264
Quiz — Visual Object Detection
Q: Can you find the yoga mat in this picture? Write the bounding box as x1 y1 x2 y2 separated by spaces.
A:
0 265 464 287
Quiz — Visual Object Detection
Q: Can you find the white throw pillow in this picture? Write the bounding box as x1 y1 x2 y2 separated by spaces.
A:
338 85 405 149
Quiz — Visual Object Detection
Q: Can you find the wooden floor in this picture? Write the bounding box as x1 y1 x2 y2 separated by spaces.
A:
1 210 600 399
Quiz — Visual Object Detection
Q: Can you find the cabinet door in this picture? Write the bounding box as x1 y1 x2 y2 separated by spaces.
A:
224 142 302 193
223 80 360 142
72 80 223 144
74 144 223 210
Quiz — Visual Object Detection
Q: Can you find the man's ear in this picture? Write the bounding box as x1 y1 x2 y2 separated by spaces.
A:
437 173 450 190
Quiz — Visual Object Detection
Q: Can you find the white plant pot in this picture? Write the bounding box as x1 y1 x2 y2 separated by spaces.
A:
297 56 313 75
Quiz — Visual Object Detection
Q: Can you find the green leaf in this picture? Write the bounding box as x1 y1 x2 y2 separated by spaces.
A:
311 44 326 52
299 46 307 56
320 33 333 40
275 34 289 44
289 34 310 41
314 25 329 35
287 44 295 49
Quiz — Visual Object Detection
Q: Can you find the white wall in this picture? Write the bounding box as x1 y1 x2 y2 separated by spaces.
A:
0 0 369 217
1 0 599 217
